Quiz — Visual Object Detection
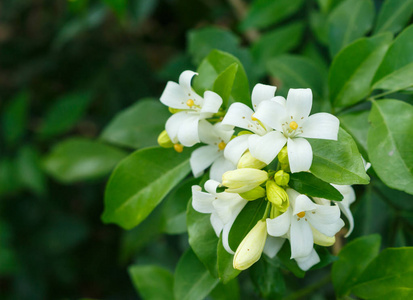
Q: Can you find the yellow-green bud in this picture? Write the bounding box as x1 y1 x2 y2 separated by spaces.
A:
270 205 282 219
274 170 290 186
311 225 335 246
157 130 174 148
222 168 268 193
278 146 288 164
266 180 289 212
237 151 267 169
239 186 266 201
233 220 267 270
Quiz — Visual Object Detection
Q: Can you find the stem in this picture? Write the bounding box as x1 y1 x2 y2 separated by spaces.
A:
283 273 331 300
368 85 413 101
261 201 271 220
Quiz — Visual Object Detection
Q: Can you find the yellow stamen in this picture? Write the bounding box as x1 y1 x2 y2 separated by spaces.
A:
174 144 184 153
251 114 258 121
218 141 226 150
186 99 195 107
289 121 298 130
297 211 305 218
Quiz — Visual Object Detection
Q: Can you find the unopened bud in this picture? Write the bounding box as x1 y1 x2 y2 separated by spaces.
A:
274 170 290 186
278 146 288 164
311 226 335 246
237 151 267 169
222 168 268 193
239 186 266 201
157 130 174 148
233 220 267 270
266 180 289 212
270 205 282 219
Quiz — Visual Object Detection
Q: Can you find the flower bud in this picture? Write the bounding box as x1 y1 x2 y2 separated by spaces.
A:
222 168 268 193
274 170 290 186
278 146 288 164
266 180 289 212
237 151 267 169
311 226 335 246
270 205 282 219
157 130 174 148
239 186 266 201
233 220 267 270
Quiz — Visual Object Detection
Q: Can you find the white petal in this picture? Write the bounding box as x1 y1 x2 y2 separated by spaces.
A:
266 208 292 237
286 88 312 120
263 236 285 258
248 131 287 164
286 188 301 206
254 100 287 132
222 103 255 131
190 145 220 178
293 195 316 215
273 96 286 107
313 197 331 206
160 81 188 109
210 156 236 182
307 204 344 236
300 113 339 140
251 83 277 110
338 202 354 237
295 248 320 271
177 114 200 147
290 217 313 259
287 138 313 173
333 184 356 205
210 213 224 236
191 186 215 213
201 91 223 114
165 111 191 143
213 122 234 143
221 200 247 254
224 134 250 166
198 120 217 145
179 70 197 92
204 180 221 194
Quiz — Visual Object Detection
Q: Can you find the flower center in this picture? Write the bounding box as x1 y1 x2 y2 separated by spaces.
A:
218 141 226 150
174 144 184 153
186 99 195 107
289 121 298 130
297 211 305 218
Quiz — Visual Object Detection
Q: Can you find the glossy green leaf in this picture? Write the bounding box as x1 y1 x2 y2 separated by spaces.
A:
100 99 170 149
329 33 392 108
174 249 219 300
209 278 240 300
372 25 413 92
332 234 381 297
43 138 127 183
352 248 413 299
289 172 343 201
240 0 305 31
367 99 413 195
217 235 240 284
250 256 285 299
213 63 238 109
129 265 173 300
228 199 266 251
187 199 218 277
193 50 250 107
374 0 413 35
38 92 92 139
309 128 370 185
327 0 375 57
338 110 370 158
276 241 305 278
1 91 28 147
251 22 304 66
16 145 46 196
102 147 191 229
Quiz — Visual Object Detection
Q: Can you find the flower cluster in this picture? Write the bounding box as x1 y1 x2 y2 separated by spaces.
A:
158 70 359 272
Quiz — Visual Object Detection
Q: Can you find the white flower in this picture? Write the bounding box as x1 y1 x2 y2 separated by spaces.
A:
266 188 344 259
253 88 339 172
222 83 283 165
191 180 247 254
160 70 223 147
190 121 235 182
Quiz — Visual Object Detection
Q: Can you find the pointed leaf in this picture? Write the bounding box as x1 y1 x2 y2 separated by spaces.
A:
289 172 343 201
213 63 238 109
374 0 413 35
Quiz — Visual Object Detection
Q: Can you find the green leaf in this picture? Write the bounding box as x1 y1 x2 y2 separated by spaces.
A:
193 50 250 107
213 63 238 109
266 55 328 112
329 33 392 108
367 99 413 195
38 92 92 139
372 25 413 92
100 99 170 149
276 241 305 278
289 172 343 201
16 145 46 196
174 249 219 300
240 0 305 31
228 199 266 251
352 248 413 299
1 91 28 147
0 159 21 196
187 199 218 277
251 22 304 67
309 128 370 185
188 27 241 65
129 265 173 300
209 279 240 300
102 147 191 229
332 234 381 297
103 0 127 18
338 110 370 158
374 0 413 35
250 256 286 299
327 0 375 57
217 235 240 283
43 138 127 183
